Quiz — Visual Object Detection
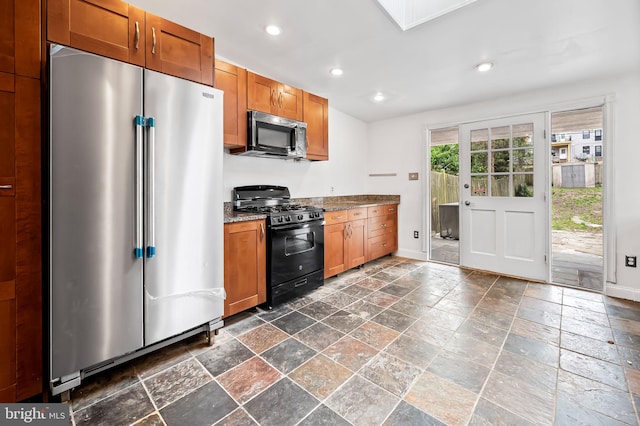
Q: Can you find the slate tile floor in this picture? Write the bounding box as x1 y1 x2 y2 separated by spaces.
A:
69 257 640 425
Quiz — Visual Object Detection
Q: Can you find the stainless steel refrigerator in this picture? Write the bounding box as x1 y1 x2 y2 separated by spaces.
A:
49 45 224 395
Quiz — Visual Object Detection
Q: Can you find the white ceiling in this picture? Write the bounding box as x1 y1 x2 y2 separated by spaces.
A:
129 0 640 123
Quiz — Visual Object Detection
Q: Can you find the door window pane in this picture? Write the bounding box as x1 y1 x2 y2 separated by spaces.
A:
471 152 488 173
471 129 488 151
491 175 509 197
491 126 510 149
513 148 534 172
471 175 488 197
492 151 510 173
513 174 534 197
513 123 534 147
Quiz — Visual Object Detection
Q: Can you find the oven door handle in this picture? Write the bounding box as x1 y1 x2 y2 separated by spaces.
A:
271 221 324 232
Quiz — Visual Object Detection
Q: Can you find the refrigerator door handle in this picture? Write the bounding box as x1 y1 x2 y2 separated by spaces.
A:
146 117 156 258
134 116 144 259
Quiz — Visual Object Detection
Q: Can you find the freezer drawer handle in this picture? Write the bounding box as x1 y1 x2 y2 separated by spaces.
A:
146 117 156 258
134 115 145 259
0 185 12 190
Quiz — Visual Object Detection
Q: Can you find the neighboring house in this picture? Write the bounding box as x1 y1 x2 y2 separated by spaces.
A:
551 129 603 163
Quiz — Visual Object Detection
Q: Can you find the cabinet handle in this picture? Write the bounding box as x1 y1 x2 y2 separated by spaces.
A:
135 21 140 49
271 89 277 106
388 207 395 211
381 223 387 228
353 212 361 216
152 27 157 54
333 215 344 220
344 224 348 240
0 185 12 190
279 92 283 108
382 243 388 247
260 223 265 241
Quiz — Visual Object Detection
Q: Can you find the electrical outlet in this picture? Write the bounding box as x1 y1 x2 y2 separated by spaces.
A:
408 172 419 181
413 231 419 238
626 256 637 268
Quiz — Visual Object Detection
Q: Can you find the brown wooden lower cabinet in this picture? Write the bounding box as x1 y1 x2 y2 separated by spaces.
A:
324 204 398 278
366 205 398 261
224 220 266 318
324 208 368 279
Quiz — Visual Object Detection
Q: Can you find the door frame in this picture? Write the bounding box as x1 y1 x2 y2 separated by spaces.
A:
423 93 614 288
547 97 615 290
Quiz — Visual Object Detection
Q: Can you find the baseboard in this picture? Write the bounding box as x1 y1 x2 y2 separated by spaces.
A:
605 282 637 301
395 249 429 262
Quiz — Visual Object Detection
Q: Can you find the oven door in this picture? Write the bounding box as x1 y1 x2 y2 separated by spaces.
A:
270 221 324 285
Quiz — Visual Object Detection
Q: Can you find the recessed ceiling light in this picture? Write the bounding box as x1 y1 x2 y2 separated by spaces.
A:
330 68 344 76
475 62 493 72
373 92 385 102
265 25 281 36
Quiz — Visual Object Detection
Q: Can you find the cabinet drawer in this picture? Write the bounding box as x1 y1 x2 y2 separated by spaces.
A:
367 204 397 218
368 217 395 238
347 208 366 221
368 234 395 260
325 210 348 225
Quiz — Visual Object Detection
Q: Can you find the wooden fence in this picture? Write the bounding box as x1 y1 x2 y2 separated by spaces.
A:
431 171 459 232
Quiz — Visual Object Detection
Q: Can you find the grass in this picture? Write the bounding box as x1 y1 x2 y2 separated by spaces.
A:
552 187 602 232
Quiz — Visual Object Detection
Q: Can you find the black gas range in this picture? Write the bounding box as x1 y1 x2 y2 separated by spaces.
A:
233 186 325 307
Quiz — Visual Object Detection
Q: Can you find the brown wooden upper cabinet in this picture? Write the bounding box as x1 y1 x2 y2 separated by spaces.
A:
215 59 247 150
247 71 302 121
47 0 214 85
303 92 329 161
48 0 146 67
0 0 41 78
145 14 213 86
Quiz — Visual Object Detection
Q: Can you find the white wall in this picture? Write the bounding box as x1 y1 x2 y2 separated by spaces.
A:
365 71 640 298
223 107 368 201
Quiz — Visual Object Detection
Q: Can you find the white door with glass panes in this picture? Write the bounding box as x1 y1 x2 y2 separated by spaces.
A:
459 113 547 281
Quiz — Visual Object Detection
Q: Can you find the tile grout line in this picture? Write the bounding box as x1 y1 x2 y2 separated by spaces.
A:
463 276 543 425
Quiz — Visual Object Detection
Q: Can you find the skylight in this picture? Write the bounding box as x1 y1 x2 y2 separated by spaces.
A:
376 0 479 31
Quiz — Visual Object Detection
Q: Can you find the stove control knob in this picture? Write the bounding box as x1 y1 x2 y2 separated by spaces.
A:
298 214 304 220
285 216 291 222
277 217 283 223
316 212 321 218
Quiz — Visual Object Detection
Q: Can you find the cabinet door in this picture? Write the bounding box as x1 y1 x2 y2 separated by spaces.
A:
48 0 146 67
324 222 347 279
347 219 367 269
0 75 16 187
224 221 266 318
303 92 328 161
0 275 16 402
215 60 247 149
278 84 302 121
0 0 40 78
0 75 16 402
247 72 276 114
145 13 214 85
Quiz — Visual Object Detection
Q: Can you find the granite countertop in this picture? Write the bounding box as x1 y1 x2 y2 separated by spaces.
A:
223 194 400 223
301 195 400 212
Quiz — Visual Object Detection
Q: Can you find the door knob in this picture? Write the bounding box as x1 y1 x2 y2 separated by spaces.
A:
464 201 471 206
464 183 470 188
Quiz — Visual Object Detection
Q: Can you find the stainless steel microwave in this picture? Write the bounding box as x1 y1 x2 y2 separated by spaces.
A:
244 110 307 159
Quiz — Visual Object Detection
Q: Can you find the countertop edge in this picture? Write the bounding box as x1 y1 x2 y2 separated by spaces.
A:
224 194 400 223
